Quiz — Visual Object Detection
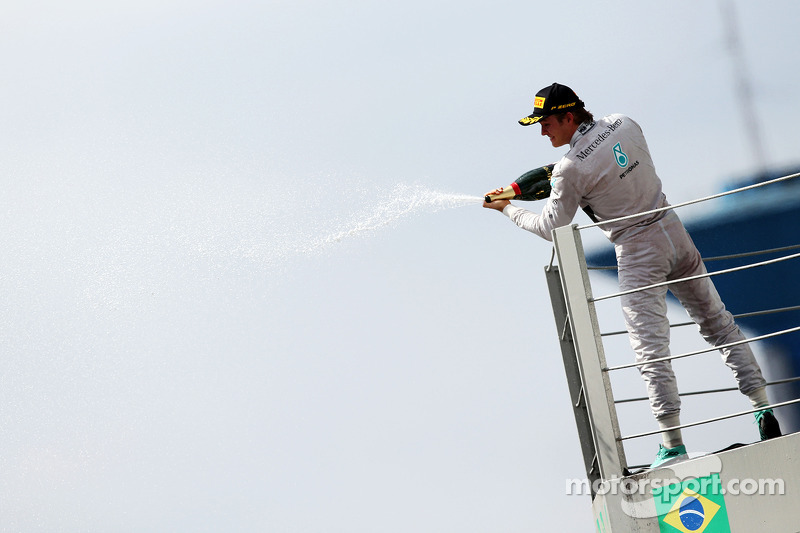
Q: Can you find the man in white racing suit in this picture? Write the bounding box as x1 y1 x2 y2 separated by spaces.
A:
484 82 781 468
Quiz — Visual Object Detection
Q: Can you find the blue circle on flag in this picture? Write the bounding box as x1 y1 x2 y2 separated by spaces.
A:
679 496 705 530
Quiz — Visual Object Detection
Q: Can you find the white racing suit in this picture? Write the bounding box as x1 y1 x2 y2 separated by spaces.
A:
503 114 766 420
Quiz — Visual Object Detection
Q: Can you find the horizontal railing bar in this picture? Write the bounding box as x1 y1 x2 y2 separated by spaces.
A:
604 325 800 371
703 243 800 263
591 252 800 303
614 376 800 404
588 243 800 271
577 171 800 231
733 305 800 320
618 398 800 441
600 304 800 337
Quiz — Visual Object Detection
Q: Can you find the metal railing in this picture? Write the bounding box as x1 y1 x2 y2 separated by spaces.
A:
545 171 800 490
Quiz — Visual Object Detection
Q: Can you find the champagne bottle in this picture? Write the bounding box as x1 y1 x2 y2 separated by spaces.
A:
485 164 555 203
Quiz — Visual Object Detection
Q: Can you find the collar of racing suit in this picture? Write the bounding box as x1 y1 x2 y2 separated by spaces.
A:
570 120 597 148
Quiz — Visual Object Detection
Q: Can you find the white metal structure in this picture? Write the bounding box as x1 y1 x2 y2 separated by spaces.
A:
544 173 800 532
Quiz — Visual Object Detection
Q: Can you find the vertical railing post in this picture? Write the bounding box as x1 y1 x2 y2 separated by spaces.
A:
551 224 626 480
545 263 602 495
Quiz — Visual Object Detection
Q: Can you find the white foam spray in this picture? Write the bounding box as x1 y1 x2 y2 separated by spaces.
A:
321 183 481 245
237 182 482 277
65 180 482 307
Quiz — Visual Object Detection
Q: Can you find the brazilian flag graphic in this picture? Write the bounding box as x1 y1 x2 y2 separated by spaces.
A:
652 473 730 533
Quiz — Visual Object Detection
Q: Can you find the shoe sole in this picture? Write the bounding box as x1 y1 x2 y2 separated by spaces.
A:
760 412 782 440
649 454 689 470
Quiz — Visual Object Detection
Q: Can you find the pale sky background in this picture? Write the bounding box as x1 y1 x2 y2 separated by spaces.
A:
2 1 799 531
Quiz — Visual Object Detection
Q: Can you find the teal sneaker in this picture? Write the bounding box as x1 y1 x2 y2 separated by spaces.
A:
755 409 781 441
650 444 688 469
